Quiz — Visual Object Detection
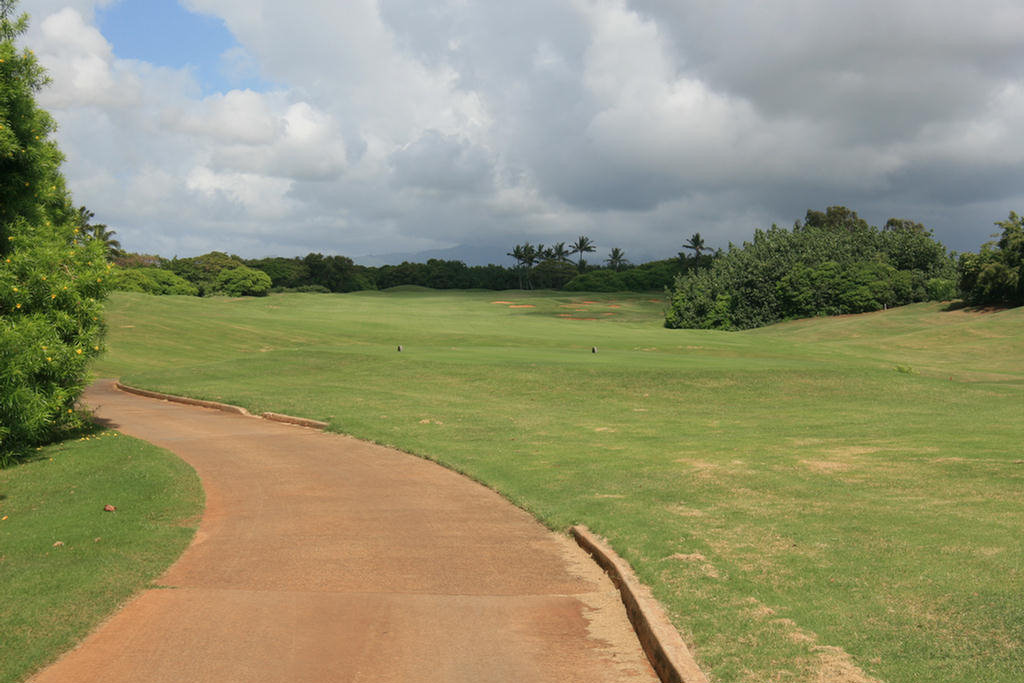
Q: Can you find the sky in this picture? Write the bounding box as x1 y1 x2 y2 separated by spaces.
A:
18 0 1024 264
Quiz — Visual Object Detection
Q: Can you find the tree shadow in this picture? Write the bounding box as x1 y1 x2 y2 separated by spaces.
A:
943 300 1011 313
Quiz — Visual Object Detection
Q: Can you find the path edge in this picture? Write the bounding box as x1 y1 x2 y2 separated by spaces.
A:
571 525 708 683
112 381 701 681
113 382 328 430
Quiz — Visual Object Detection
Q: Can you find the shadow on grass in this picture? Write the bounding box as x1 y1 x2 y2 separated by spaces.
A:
2 416 112 468
942 300 1013 313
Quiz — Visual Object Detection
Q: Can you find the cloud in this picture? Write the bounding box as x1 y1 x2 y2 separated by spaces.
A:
19 0 1024 260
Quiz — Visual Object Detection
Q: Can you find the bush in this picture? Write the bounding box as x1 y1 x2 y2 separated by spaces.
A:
1 219 109 463
665 207 955 330
925 278 957 302
110 267 198 295
167 251 246 295
214 265 272 297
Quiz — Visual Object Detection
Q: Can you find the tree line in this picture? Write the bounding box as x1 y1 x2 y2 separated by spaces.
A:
106 236 712 296
103 205 1022 330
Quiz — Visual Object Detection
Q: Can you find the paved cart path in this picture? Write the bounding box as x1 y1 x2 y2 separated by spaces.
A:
30 380 658 683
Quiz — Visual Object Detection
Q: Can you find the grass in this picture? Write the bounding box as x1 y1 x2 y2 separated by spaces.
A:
92 290 1024 683
0 430 203 683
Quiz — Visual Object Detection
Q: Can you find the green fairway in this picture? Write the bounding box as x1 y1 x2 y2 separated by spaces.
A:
92 290 1024 683
0 431 203 683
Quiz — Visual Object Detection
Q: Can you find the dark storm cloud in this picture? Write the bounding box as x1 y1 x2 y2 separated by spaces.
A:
24 0 1024 259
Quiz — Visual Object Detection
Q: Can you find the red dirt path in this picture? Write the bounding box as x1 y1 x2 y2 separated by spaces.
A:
29 380 657 683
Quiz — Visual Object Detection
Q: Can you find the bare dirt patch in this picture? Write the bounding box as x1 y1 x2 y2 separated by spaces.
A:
745 598 881 683
801 460 856 474
823 446 880 457
665 503 706 517
667 553 721 579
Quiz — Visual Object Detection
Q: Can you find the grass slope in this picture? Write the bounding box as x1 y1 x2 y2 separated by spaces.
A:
93 291 1024 683
0 432 203 683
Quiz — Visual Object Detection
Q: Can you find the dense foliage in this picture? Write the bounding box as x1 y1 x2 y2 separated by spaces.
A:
665 207 957 330
564 257 707 292
214 265 272 297
1 1 109 463
166 251 246 295
957 212 1024 307
111 266 198 295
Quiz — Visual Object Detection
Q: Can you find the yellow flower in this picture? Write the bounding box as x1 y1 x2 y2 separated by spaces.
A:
41 276 46 280
46 357 51 362
11 286 17 292
75 349 83 355
16 303 21 309
51 294 56 299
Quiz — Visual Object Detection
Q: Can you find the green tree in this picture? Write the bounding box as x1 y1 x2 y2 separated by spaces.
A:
549 241 571 263
76 206 123 260
301 253 370 292
214 265 272 297
1 0 109 463
247 256 311 290
168 251 245 295
507 242 540 289
681 232 706 258
958 212 1024 307
605 247 629 271
569 235 596 270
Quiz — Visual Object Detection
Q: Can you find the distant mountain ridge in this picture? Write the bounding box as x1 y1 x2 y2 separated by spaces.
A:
354 243 662 268
353 244 513 267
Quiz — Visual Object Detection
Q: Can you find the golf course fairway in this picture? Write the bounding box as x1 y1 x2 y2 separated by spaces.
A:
92 290 1024 683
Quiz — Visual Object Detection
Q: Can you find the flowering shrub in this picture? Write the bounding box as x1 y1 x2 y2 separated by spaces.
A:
0 220 109 463
1 2 109 463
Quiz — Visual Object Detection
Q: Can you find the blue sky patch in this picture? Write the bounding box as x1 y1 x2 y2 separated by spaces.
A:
96 0 269 94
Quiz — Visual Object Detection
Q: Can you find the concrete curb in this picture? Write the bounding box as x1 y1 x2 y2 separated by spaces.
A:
114 382 327 430
260 411 329 430
571 525 708 683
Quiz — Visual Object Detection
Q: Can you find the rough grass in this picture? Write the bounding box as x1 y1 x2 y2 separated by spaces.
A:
0 431 203 683
92 291 1024 683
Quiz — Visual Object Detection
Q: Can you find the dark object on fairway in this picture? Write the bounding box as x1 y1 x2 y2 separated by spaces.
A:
397 345 403 352
103 504 116 512
592 346 597 353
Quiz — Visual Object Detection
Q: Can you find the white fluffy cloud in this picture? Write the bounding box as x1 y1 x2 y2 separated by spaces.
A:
19 0 1024 260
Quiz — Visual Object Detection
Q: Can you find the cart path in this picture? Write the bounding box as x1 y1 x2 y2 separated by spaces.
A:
30 380 658 683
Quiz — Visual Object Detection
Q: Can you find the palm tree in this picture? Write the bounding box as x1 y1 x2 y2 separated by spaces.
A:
506 242 541 289
77 206 123 259
569 235 596 270
605 247 629 272
549 242 571 263
681 232 706 258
